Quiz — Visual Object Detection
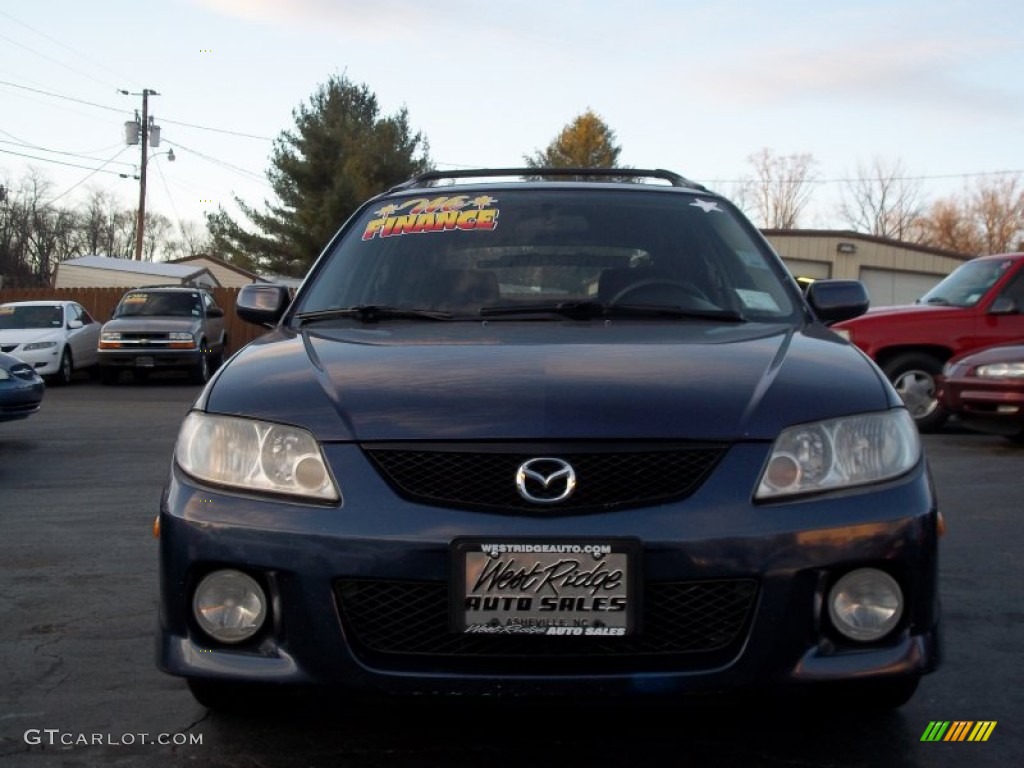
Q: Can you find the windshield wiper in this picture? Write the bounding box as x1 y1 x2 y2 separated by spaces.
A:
922 296 950 305
295 305 454 325
479 301 745 322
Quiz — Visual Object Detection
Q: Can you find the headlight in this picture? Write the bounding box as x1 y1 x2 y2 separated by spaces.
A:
22 341 57 351
976 362 1024 378
100 332 122 342
0 369 10 381
169 332 194 341
175 412 340 501
756 410 919 499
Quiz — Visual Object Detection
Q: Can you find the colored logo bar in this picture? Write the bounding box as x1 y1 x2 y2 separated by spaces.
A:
921 721 997 742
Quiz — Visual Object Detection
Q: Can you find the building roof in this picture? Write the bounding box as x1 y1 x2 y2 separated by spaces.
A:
167 254 267 282
60 255 212 279
760 229 975 262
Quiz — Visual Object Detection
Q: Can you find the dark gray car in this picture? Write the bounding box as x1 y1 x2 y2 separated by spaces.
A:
98 286 227 384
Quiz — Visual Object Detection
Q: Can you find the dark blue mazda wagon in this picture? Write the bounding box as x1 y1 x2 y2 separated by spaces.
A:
156 168 941 710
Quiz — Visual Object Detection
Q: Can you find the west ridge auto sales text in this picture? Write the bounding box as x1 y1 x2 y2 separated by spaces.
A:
464 595 626 612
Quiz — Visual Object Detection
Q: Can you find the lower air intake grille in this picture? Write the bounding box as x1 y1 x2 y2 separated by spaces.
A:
335 578 757 662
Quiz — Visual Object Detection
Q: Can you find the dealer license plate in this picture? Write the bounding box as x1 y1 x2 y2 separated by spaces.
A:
453 539 637 637
134 356 155 368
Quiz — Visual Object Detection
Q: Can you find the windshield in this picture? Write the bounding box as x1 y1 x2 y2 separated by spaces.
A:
115 291 202 317
0 304 63 329
296 188 799 322
919 258 1014 307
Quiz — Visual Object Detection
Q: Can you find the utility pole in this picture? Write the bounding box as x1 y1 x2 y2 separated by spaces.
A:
121 88 160 260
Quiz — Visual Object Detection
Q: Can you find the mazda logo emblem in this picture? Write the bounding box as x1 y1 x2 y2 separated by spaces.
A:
515 458 576 504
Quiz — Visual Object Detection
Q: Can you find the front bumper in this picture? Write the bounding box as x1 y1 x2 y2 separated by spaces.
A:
98 348 202 370
938 375 1024 436
0 377 45 421
2 345 61 375
157 442 941 699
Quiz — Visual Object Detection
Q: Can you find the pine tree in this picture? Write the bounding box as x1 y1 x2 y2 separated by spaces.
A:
207 74 431 276
525 109 622 169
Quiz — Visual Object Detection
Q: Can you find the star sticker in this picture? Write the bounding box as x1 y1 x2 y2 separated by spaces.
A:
690 199 722 213
375 204 400 216
469 195 497 209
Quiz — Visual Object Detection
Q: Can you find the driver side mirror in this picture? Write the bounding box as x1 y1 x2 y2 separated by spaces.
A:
67 319 83 329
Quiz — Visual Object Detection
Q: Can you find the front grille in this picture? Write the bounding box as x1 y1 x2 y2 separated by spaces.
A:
365 444 726 512
335 578 757 671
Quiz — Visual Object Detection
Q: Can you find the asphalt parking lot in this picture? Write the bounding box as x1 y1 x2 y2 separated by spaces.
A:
0 377 1021 767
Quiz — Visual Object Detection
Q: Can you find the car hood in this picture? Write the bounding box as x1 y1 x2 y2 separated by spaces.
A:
202 322 897 443
0 328 64 345
951 343 1024 366
102 317 200 333
833 302 963 327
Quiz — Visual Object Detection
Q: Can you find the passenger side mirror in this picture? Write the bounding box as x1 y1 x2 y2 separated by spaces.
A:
67 319 83 329
805 280 870 325
207 306 224 318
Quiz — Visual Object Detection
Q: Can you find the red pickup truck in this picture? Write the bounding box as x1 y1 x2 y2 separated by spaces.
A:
833 251 1024 431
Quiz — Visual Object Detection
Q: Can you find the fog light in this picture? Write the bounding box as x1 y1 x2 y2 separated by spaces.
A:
828 568 903 642
193 570 267 644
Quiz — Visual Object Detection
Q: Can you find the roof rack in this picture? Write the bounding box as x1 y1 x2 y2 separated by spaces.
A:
389 167 705 191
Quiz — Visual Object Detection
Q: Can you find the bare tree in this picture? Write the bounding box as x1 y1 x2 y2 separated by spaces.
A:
0 168 211 284
78 188 125 257
838 157 924 240
914 174 1024 255
141 212 172 261
737 148 818 229
973 175 1024 254
160 219 212 261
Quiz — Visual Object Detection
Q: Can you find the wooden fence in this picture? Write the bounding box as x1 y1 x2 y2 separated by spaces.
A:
0 287 270 352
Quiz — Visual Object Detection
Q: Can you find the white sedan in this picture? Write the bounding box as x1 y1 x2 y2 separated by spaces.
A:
0 300 102 384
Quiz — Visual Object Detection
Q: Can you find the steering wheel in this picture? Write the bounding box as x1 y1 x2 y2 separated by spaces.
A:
608 279 710 306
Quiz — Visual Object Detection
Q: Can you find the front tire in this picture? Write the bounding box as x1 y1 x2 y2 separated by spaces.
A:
190 351 210 385
50 348 73 386
883 353 948 432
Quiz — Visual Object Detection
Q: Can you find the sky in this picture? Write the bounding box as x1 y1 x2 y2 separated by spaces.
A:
1 0 1022 255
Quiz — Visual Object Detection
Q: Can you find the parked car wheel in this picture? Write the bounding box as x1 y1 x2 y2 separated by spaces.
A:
190 351 210 385
884 353 948 432
50 347 74 386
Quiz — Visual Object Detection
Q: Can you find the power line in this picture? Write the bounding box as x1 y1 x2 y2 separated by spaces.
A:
165 140 271 186
159 118 273 141
0 30 115 91
0 137 136 167
0 79 274 141
0 79 129 113
44 146 134 206
0 9 142 92
0 147 131 175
